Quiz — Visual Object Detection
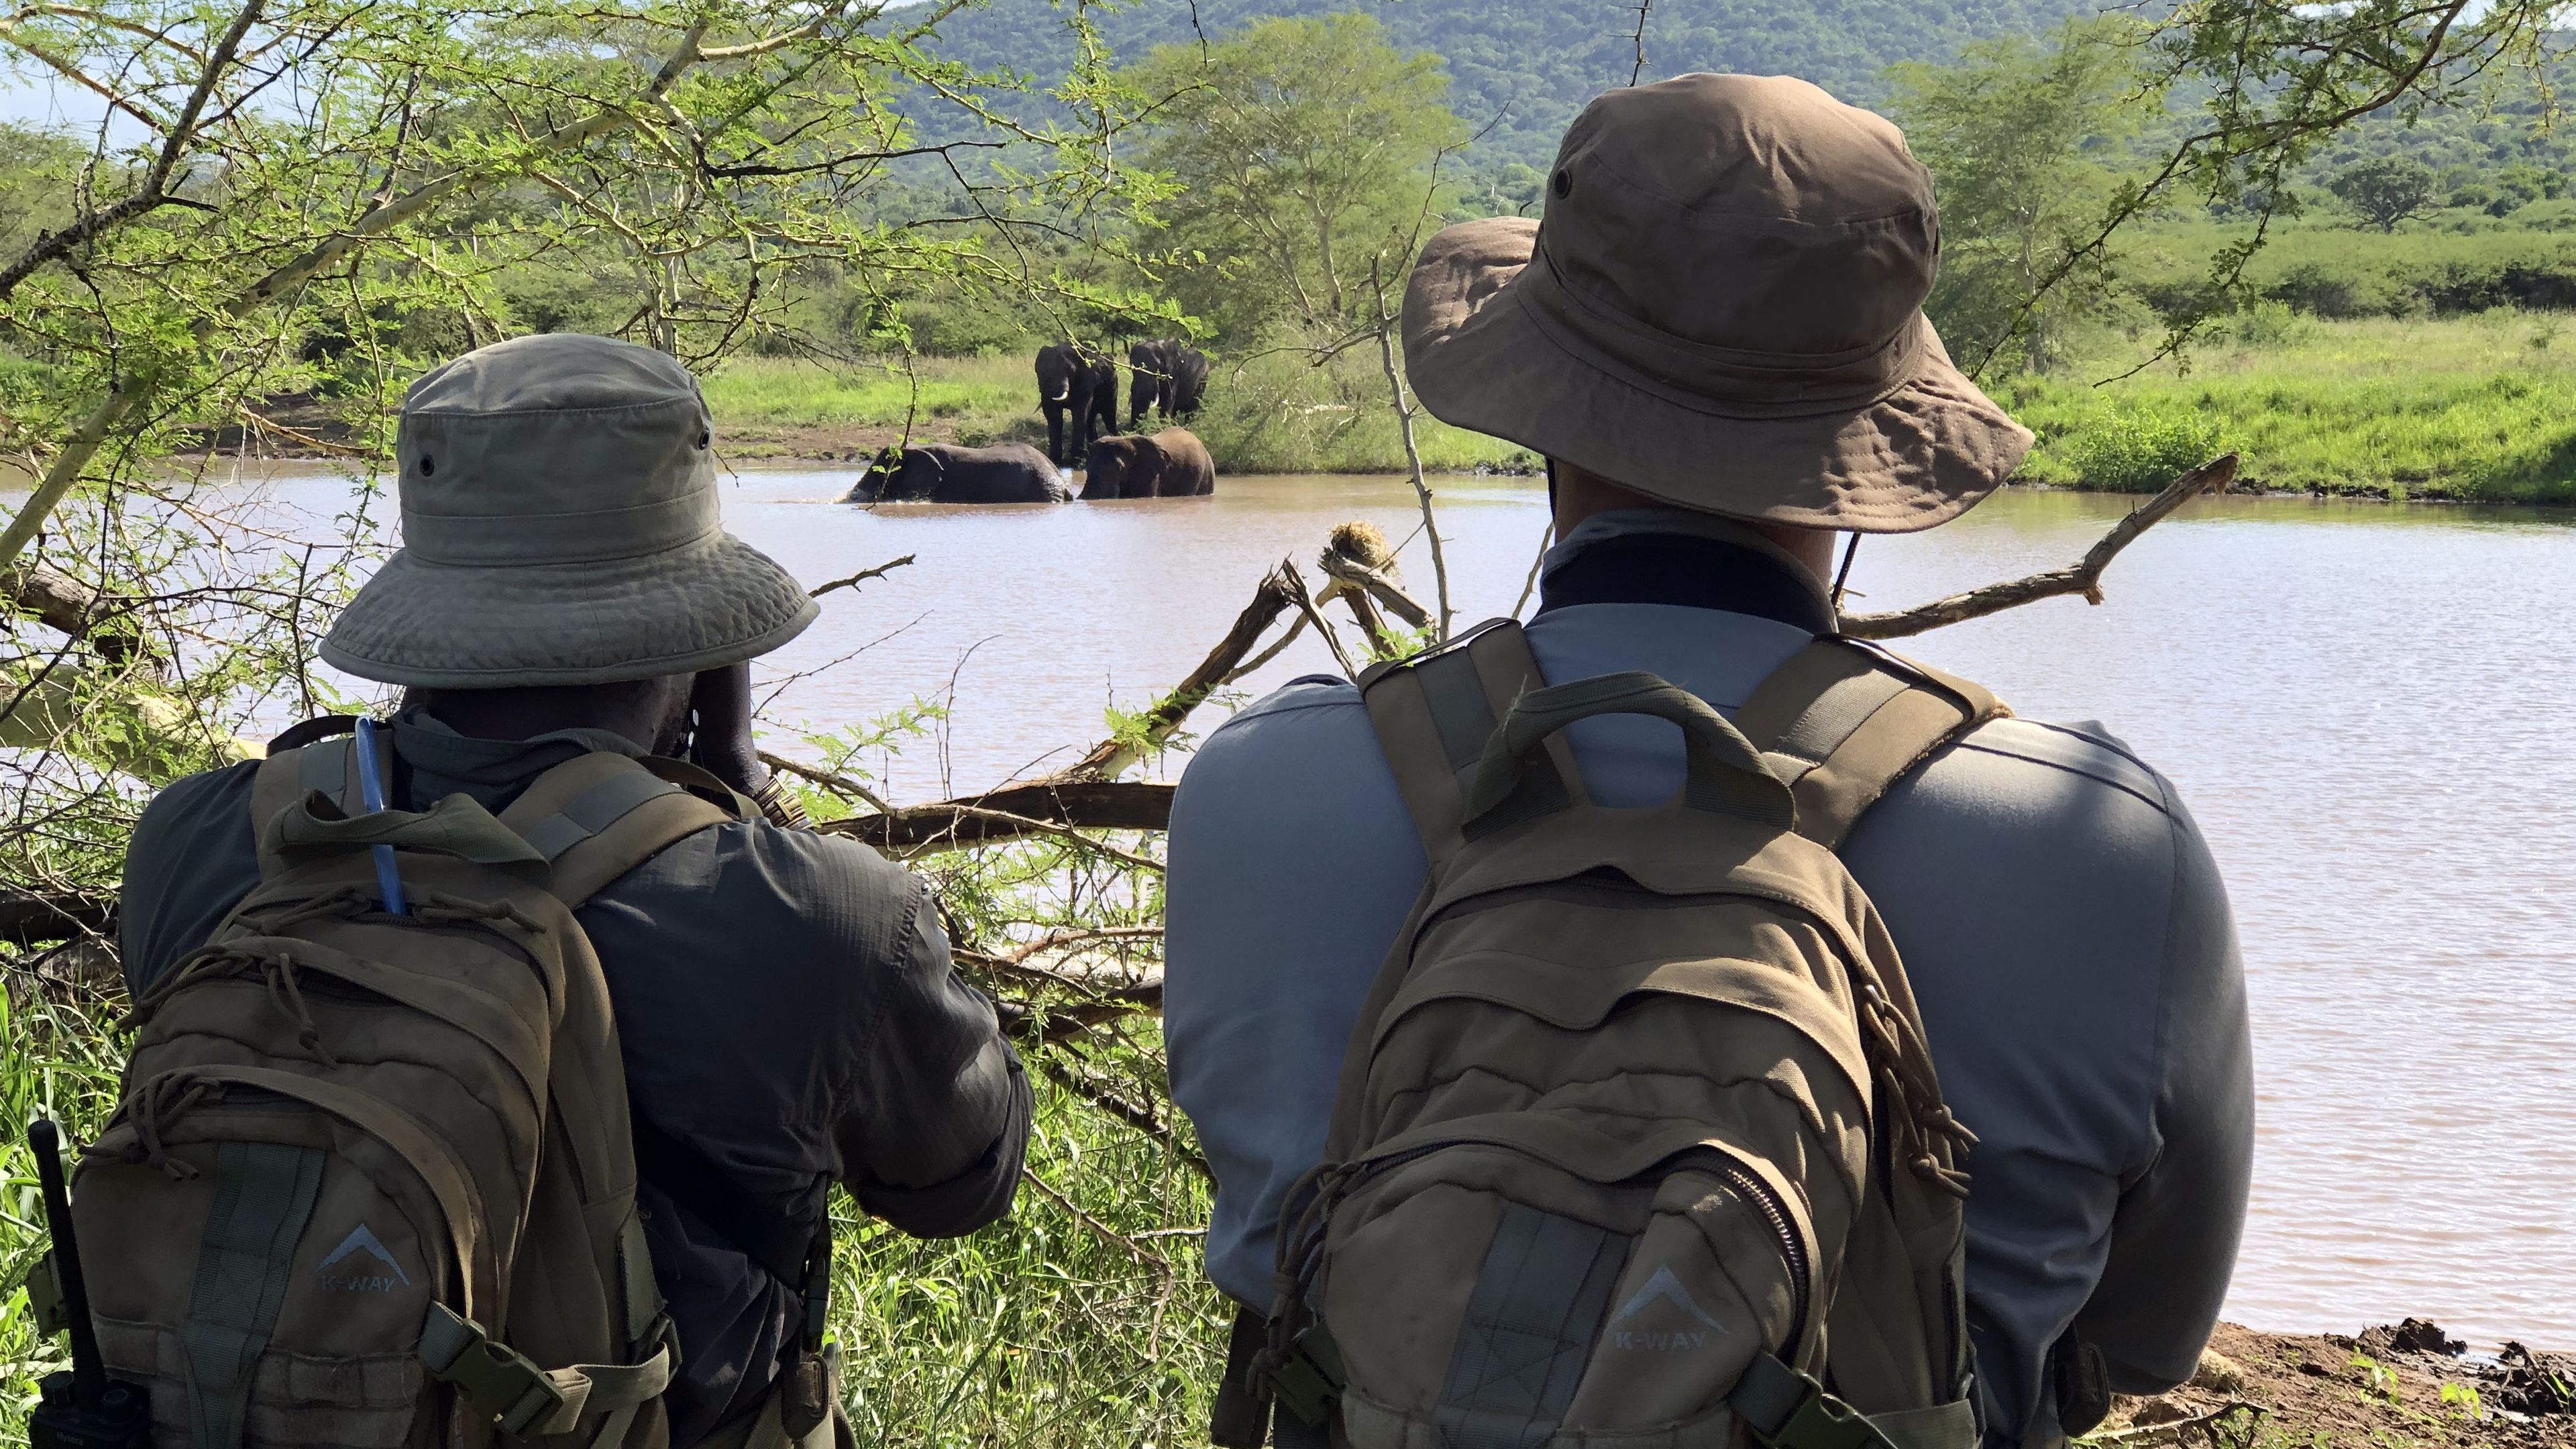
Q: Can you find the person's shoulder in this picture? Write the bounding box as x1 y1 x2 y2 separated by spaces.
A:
134 757 263 849
604 813 929 962
1939 714 2183 820
1178 674 1381 811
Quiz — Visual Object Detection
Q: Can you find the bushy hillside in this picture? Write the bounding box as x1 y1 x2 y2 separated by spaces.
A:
920 0 2107 167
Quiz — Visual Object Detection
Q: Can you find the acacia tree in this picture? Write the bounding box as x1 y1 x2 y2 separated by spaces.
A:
2328 155 2438 230
1125 13 1465 346
1890 19 2163 377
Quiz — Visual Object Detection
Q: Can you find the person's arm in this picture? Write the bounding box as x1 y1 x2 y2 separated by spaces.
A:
833 879 1032 1237
118 761 263 995
2071 790 2256 1393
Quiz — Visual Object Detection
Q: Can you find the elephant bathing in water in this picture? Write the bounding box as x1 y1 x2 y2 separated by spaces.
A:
1079 427 1216 499
1035 342 1118 466
845 443 1071 503
1126 339 1210 430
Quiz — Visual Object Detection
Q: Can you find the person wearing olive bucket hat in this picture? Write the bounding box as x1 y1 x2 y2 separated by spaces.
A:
1161 76 2251 1449
115 333 1032 1446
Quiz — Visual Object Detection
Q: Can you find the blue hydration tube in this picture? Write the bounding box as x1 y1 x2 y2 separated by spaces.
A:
353 716 407 916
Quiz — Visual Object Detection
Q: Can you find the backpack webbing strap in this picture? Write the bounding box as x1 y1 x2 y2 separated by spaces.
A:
419 1304 676 1444
498 753 739 910
249 736 369 877
1730 1353 1979 1449
1731 639 2006 850
178 1141 327 1449
1434 1204 1630 1449
1358 619 1581 871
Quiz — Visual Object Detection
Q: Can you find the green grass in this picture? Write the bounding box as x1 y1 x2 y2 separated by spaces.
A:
700 354 1036 434
2000 311 2576 502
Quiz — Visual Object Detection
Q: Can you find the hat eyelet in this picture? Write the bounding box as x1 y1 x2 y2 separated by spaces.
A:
1552 169 1574 200
419 455 434 476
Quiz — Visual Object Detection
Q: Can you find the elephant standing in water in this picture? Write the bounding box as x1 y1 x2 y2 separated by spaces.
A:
845 443 1072 503
1036 342 1119 465
1126 339 1210 429
1079 427 1216 499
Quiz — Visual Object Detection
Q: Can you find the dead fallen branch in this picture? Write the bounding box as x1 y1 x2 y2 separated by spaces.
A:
1056 564 1299 782
822 780 1175 851
1316 520 1431 634
4 564 144 663
1030 1051 1210 1180
1282 559 1357 678
808 554 914 599
1841 455 2237 639
0 890 116 946
760 750 894 814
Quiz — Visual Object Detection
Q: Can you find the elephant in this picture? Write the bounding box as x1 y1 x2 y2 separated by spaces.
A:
1126 339 1211 429
1078 427 1216 499
1036 342 1120 466
845 443 1071 504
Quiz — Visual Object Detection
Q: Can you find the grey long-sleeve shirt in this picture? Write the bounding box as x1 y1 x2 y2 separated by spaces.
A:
118 709 1032 1446
1163 511 2254 1449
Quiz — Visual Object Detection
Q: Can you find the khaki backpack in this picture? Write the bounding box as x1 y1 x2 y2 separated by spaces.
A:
70 722 768 1449
1255 621 2002 1449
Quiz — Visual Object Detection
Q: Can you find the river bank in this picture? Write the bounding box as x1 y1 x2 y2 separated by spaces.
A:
2127 1320 2573 1448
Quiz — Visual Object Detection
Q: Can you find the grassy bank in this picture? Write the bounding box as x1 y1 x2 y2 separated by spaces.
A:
703 314 2576 503
2004 311 2576 502
698 352 1531 474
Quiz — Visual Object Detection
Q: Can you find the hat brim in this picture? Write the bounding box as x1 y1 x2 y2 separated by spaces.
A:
1403 217 2034 534
319 530 819 688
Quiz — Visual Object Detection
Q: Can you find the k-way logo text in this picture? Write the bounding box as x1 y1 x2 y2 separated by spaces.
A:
1607 1266 1726 1354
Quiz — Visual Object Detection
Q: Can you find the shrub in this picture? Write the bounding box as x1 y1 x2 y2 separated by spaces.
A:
2060 405 2224 491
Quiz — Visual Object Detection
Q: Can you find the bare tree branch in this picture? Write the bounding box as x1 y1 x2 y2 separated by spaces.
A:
808 553 914 598
1057 564 1300 782
0 0 266 303
1839 455 2237 639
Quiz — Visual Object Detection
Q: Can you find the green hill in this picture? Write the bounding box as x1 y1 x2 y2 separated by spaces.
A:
920 0 2111 168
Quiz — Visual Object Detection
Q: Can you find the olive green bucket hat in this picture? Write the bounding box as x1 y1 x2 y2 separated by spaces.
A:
321 333 818 687
1401 73 2033 533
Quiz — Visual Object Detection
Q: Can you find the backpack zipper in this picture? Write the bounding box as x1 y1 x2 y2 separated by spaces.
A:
1706 1154 1811 1358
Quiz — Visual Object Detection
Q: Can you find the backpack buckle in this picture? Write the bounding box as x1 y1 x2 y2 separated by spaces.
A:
1731 1354 1899 1449
419 1304 574 1436
1264 1322 1346 1428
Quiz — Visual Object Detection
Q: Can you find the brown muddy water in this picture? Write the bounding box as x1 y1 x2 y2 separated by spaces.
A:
107 468 2576 1345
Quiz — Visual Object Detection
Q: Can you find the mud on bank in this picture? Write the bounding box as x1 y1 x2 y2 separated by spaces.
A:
2113 1321 2574 1448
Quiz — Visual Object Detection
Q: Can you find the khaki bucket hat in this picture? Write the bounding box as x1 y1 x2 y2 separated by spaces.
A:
1403 73 2033 533
321 334 818 687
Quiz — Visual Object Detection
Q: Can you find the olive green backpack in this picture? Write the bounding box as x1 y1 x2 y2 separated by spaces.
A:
1258 621 2002 1449
69 723 759 1449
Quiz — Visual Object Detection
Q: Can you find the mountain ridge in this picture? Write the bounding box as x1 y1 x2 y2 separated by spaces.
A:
920 0 2111 168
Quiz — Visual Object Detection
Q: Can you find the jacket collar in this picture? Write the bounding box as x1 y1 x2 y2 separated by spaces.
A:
1536 508 1836 634
388 706 646 811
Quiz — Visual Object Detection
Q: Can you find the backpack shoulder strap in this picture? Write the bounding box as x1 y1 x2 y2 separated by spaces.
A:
1731 637 2008 850
1356 618 1582 873
249 729 370 879
497 752 747 910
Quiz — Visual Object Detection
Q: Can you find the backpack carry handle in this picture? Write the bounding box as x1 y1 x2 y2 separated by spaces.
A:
1463 672 1794 835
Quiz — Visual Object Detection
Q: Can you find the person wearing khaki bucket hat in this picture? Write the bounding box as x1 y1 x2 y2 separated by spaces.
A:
116 333 1034 1447
1162 75 2250 1449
